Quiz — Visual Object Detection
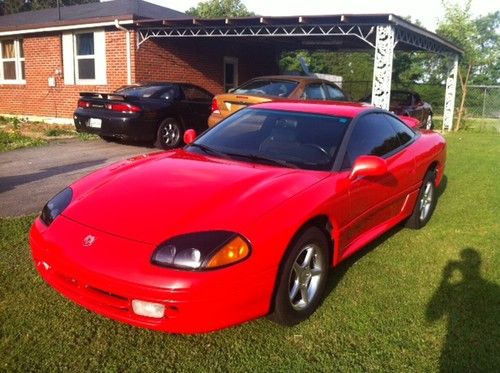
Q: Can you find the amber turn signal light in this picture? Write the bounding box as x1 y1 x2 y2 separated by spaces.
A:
207 236 250 268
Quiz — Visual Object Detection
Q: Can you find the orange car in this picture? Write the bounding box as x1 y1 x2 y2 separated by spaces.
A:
208 75 348 127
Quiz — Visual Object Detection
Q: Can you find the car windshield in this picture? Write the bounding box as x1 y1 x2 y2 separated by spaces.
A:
115 85 170 98
233 80 298 97
188 108 350 171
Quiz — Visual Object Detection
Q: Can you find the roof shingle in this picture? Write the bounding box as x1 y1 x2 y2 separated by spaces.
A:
0 0 187 30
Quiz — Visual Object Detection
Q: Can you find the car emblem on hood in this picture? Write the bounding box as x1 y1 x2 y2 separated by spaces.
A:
83 235 96 247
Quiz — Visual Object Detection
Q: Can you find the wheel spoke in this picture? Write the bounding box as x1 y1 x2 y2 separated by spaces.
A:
310 267 322 277
293 262 302 274
300 284 309 306
424 183 431 196
289 279 299 300
302 247 314 267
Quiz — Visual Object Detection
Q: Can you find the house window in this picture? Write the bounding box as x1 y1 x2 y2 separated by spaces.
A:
62 29 106 85
75 33 95 80
0 39 25 83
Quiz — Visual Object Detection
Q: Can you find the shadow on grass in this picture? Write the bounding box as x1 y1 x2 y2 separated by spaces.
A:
426 248 500 372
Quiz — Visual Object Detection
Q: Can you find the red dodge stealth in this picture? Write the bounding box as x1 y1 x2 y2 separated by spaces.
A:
30 101 446 333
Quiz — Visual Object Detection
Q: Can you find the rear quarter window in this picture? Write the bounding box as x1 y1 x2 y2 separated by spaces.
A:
383 114 416 146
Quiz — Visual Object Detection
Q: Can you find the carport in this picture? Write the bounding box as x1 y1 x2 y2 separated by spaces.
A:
135 14 462 130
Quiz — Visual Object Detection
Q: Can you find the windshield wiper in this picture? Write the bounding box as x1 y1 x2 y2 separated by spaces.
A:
188 143 233 160
190 144 298 169
226 152 299 169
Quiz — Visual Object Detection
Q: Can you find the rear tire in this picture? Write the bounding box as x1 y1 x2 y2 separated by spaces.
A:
269 227 329 326
425 114 434 130
99 135 114 142
155 118 182 149
406 170 437 229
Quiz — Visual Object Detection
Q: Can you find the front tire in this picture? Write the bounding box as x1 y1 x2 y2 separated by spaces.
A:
155 118 182 149
269 227 329 326
406 170 437 229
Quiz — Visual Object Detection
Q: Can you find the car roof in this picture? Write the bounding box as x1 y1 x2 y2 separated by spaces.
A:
249 100 373 118
245 75 341 84
129 82 205 87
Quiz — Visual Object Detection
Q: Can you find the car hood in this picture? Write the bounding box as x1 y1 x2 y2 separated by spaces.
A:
63 149 327 245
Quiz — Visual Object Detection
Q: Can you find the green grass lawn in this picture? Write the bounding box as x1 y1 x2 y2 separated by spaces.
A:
0 116 98 152
0 130 46 152
1 132 499 371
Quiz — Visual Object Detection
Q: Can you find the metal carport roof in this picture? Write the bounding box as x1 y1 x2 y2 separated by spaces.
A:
135 14 462 130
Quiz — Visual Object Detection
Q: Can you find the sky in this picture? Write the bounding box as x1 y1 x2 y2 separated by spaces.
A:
146 0 499 32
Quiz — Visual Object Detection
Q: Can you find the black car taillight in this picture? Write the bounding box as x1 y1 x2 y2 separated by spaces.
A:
78 100 91 108
105 103 142 113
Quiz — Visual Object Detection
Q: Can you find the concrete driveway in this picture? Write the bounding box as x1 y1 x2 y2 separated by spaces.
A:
0 139 155 218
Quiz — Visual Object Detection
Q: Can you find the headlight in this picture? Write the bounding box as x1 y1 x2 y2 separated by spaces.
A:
151 231 251 270
40 187 73 226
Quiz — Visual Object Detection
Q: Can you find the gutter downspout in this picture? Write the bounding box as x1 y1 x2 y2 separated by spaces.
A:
114 19 132 85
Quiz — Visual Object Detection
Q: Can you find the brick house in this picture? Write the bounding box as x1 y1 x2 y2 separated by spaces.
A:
0 0 278 120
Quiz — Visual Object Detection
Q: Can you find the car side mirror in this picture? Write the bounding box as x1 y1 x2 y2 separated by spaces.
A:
227 88 236 93
183 129 197 145
349 155 388 180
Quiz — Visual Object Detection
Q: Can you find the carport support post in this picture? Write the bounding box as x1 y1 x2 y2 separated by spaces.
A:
443 55 459 131
371 25 395 110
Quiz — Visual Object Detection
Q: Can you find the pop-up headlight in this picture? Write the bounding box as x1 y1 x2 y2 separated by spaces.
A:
40 187 73 226
152 231 250 270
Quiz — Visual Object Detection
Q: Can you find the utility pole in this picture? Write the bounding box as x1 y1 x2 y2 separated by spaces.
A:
57 0 61 20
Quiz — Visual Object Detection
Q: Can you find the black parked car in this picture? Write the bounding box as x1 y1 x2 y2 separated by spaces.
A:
74 82 213 149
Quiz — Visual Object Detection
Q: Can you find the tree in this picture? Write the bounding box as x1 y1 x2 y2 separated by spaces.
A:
0 0 98 15
186 0 255 18
437 1 481 130
470 11 500 85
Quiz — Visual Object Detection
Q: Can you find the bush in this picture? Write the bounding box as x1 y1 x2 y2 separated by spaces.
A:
0 130 45 152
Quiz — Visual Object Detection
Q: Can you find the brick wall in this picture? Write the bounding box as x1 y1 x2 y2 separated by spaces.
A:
136 38 279 95
0 28 133 119
0 31 279 118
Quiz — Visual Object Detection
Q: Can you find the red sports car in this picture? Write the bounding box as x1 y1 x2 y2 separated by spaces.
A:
30 101 446 333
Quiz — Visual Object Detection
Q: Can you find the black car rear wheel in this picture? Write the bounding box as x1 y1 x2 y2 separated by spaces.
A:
99 135 114 142
155 118 182 149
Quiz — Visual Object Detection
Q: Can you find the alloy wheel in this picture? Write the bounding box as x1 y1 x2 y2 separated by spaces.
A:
161 122 180 147
288 243 325 311
419 181 434 221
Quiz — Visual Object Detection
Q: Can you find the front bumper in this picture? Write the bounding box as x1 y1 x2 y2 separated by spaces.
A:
29 217 274 333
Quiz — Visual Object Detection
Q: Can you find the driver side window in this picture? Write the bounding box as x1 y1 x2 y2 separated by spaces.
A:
342 113 401 169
